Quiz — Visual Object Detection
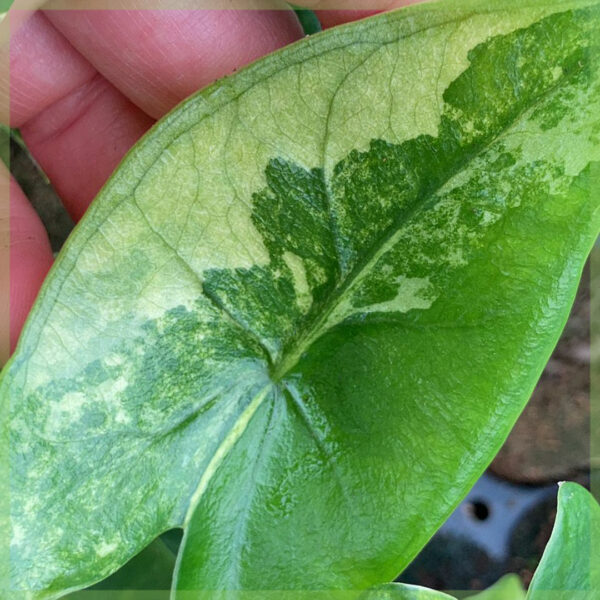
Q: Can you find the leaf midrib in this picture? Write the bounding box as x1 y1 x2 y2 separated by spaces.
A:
271 60 585 381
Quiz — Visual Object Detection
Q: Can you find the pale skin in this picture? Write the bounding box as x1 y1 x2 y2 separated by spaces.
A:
2 0 422 363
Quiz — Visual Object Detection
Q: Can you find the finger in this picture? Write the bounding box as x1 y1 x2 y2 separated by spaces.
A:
6 11 96 127
20 73 153 221
45 7 304 119
5 11 153 219
314 10 381 29
7 174 53 357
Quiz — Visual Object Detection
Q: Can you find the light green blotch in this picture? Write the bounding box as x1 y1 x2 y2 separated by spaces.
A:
353 275 434 314
324 275 435 333
135 107 270 274
323 24 456 173
10 523 26 553
22 206 210 388
551 65 564 81
503 76 600 181
24 240 202 389
353 194 477 309
283 251 313 312
45 391 90 435
95 539 120 559
423 196 485 262
236 45 372 169
322 5 562 175
43 368 134 439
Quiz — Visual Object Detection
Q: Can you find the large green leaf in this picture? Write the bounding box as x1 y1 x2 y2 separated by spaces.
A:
527 483 600 599
2 0 600 597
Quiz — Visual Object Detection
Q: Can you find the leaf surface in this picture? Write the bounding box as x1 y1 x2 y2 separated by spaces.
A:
2 0 600 597
527 483 600 600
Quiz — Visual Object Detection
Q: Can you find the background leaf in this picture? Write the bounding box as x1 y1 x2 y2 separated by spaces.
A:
2 1 600 597
467 575 526 600
362 574 525 600
363 583 456 599
527 483 600 600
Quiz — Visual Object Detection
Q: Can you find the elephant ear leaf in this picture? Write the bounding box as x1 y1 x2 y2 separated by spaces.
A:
527 483 600 599
2 0 600 597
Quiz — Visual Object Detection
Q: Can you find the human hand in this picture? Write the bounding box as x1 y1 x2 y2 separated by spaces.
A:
2 1 420 363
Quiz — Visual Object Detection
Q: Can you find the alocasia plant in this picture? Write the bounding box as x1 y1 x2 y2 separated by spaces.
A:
1 0 599 597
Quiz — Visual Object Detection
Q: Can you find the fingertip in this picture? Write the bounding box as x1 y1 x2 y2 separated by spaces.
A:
20 73 153 221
